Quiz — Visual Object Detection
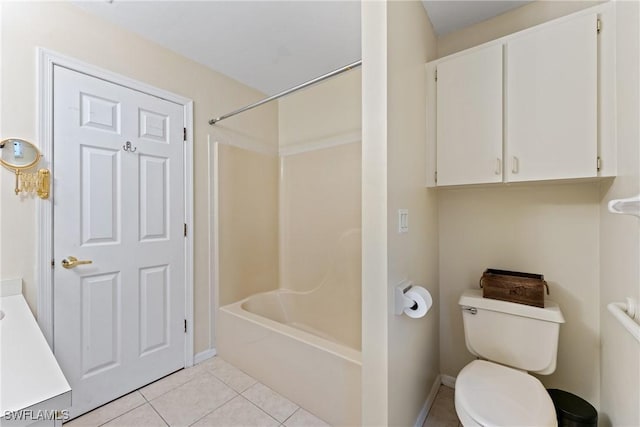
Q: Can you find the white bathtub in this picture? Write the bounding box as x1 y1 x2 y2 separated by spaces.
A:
218 289 362 426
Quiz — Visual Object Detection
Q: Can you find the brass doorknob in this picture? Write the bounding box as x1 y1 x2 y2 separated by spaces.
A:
61 256 93 269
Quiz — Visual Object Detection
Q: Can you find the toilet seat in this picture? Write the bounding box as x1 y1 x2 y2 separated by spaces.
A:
455 360 557 427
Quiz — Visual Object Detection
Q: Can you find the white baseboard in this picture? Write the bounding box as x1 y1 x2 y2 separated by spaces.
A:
414 374 442 427
441 374 456 389
194 348 217 365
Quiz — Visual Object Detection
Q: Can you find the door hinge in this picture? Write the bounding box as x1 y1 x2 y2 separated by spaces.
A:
434 69 438 82
597 18 602 34
183 127 187 141
184 223 187 237
51 259 55 269
435 171 438 184
184 319 187 333
597 156 602 172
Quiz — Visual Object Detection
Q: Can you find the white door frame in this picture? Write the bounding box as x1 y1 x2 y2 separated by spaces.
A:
36 48 195 367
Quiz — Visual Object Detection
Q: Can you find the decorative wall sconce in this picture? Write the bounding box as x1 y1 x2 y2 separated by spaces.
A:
0 138 50 199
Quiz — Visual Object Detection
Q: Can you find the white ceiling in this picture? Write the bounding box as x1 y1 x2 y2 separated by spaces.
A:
74 1 530 95
422 1 533 36
73 1 362 95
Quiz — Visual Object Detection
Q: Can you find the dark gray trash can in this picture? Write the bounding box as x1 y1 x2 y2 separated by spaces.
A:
547 389 598 427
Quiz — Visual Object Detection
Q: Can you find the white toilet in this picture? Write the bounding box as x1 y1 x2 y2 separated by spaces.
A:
455 289 565 426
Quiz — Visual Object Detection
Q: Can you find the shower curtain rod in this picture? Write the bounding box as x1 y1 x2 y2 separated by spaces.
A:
209 60 362 125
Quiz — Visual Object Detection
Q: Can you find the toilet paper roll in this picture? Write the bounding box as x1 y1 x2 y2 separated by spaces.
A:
404 286 433 318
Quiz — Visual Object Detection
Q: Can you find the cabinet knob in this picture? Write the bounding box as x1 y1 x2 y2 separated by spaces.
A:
512 156 520 174
495 158 502 175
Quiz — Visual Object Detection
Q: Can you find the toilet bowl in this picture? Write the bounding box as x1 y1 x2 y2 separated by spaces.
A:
455 360 557 426
456 290 565 427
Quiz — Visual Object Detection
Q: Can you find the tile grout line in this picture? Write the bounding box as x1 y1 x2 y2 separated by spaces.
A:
206 361 260 394
146 401 170 427
280 407 301 425
208 369 257 393
141 369 213 404
97 370 207 427
93 394 149 427
142 363 247 427
186 390 240 426
241 382 301 425
238 392 288 425
145 368 239 427
138 372 188 403
138 381 172 426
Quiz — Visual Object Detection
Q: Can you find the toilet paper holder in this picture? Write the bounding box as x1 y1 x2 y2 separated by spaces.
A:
395 281 418 315
394 280 423 316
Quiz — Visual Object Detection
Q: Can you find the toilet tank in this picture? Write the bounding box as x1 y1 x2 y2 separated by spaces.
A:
459 289 565 374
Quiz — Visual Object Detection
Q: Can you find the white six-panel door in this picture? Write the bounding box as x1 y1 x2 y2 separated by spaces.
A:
53 66 185 417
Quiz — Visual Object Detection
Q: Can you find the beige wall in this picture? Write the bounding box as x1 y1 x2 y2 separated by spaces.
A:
438 184 601 405
0 1 278 354
217 145 279 307
278 69 361 147
361 1 439 424
437 0 601 57
387 1 440 426
598 1 640 425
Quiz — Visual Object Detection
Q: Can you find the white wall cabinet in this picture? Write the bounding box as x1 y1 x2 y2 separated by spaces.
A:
436 44 503 186
506 13 597 182
426 4 615 188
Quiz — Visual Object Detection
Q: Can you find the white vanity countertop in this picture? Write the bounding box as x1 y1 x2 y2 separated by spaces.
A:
0 293 71 418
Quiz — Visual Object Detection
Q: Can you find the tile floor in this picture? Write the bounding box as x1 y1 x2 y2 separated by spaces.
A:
66 356 330 427
67 356 460 427
423 386 461 427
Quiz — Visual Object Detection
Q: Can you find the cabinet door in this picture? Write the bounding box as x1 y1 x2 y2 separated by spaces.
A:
436 44 503 186
506 13 597 182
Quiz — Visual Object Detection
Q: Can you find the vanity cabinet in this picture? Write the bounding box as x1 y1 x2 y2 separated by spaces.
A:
0 281 71 427
426 4 615 188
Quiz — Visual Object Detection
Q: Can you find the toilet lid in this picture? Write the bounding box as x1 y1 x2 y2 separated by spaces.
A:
456 360 557 427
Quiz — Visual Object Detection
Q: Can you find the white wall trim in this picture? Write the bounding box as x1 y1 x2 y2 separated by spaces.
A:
208 138 220 353
213 132 278 157
278 155 287 290
414 374 442 427
441 374 456 389
194 348 217 365
279 130 361 157
37 48 55 347
184 100 195 368
213 130 362 159
36 48 195 368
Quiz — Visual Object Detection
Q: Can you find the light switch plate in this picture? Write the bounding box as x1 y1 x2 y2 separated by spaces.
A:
398 209 409 233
